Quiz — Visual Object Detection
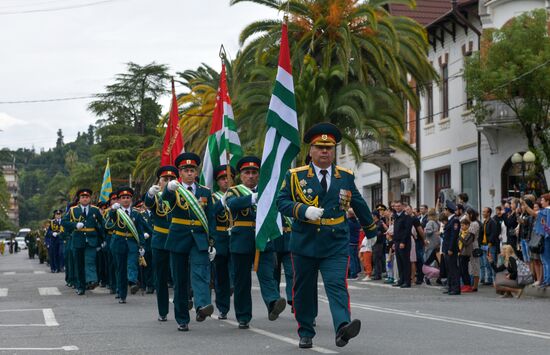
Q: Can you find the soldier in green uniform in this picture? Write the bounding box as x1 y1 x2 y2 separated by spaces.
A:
105 187 150 303
277 123 377 349
63 211 76 288
62 189 105 295
224 156 287 329
162 153 216 332
104 192 119 294
145 165 178 321
135 198 154 294
211 164 236 320
25 229 37 259
38 226 48 264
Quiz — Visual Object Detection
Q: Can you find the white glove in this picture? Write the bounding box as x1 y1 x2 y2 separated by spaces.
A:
305 207 324 221
76 222 84 230
112 203 121 210
251 192 258 204
52 232 58 237
101 241 107 248
144 233 150 239
208 246 216 262
148 185 161 197
167 180 179 192
139 247 145 256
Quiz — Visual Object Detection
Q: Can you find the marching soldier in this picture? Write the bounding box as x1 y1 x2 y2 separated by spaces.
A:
105 187 149 303
62 189 105 295
211 164 236 319
277 123 376 349
136 198 155 294
25 229 37 259
162 153 216 331
145 165 178 321
46 210 64 272
104 192 119 294
225 156 286 329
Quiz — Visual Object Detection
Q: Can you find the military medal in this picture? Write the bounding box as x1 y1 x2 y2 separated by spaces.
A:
339 189 352 211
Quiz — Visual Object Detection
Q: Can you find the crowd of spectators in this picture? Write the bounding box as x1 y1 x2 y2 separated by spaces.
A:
348 192 550 298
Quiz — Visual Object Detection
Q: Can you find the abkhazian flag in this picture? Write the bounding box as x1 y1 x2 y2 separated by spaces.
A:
99 159 112 202
200 63 243 190
255 22 301 251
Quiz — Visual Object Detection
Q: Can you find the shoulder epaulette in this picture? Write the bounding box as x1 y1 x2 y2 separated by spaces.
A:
336 166 354 175
198 184 211 191
290 165 309 173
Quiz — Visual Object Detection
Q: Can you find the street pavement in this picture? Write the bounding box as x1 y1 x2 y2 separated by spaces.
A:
1 251 549 355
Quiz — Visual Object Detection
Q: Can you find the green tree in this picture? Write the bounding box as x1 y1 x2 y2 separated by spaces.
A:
464 9 550 177
0 172 14 230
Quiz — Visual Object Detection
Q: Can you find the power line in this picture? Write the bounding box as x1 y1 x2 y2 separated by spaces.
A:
0 0 118 15
0 96 95 104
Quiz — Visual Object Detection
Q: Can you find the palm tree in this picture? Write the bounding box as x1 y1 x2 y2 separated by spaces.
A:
231 0 436 163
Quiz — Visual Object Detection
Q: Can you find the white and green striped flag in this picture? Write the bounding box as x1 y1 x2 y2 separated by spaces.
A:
255 22 301 251
200 63 242 190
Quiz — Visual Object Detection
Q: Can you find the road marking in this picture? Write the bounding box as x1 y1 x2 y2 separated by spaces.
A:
2 271 15 275
38 287 61 296
0 308 59 327
0 346 78 351
33 270 46 274
43 308 59 326
221 319 338 354
0 288 7 297
320 296 550 340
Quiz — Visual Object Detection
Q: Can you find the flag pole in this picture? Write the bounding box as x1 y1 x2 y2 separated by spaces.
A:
170 77 175 165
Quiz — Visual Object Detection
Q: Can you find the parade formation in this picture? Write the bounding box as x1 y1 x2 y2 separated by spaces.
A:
38 122 376 350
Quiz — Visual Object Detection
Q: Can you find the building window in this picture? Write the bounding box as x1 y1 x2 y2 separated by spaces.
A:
426 82 434 124
441 65 449 118
435 168 451 203
371 184 382 208
461 161 478 209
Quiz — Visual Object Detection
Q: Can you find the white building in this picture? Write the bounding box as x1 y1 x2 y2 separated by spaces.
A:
338 0 550 210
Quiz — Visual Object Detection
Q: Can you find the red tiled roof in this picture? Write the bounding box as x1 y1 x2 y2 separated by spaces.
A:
388 0 474 27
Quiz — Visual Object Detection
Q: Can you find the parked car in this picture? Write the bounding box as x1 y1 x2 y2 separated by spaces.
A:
16 228 31 250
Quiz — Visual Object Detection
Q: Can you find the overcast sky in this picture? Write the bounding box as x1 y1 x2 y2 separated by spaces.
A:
0 0 278 151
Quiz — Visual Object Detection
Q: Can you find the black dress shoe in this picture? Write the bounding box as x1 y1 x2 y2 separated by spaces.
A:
158 316 167 322
448 291 461 295
177 324 189 332
268 298 286 321
299 337 313 349
76 290 85 296
118 299 126 304
196 304 214 322
218 313 227 320
335 319 361 347
238 321 249 329
392 283 403 287
442 290 449 294
130 284 140 295
400 284 411 288
115 294 120 299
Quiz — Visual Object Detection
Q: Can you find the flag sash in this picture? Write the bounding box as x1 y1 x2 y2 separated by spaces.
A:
116 209 140 245
175 183 209 234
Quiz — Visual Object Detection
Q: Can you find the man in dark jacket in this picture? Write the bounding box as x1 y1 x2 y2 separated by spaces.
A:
480 207 499 285
392 201 413 288
442 201 461 295
347 209 362 279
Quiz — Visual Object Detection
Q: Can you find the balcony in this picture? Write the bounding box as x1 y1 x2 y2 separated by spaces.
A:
476 99 521 154
360 136 395 166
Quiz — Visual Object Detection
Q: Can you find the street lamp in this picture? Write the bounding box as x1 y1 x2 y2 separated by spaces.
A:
511 151 536 196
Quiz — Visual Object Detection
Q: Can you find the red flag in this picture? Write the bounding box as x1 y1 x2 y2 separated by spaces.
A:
161 79 184 166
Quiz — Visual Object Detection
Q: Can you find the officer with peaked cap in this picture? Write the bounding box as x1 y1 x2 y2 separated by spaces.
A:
105 187 150 303
62 188 105 295
277 123 376 349
225 156 287 329
145 165 179 321
162 153 216 331
211 164 237 319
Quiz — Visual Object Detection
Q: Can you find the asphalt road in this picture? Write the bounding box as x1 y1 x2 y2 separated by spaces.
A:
1 251 549 355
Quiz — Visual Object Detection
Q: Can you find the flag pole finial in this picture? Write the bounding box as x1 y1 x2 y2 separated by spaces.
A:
219 44 227 60
284 0 290 21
